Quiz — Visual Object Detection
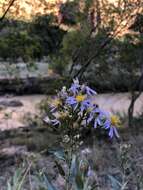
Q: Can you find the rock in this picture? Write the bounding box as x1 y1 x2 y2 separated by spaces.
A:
0 100 23 107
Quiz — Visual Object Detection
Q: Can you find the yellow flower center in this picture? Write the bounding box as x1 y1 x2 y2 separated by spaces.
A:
52 98 61 107
111 115 120 126
59 111 68 118
76 94 86 102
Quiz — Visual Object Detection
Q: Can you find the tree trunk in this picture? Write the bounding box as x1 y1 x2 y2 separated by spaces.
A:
128 72 143 127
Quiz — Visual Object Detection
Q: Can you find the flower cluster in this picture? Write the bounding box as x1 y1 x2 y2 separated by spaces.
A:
44 78 120 138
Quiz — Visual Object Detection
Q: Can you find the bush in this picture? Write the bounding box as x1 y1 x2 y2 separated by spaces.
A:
0 15 66 62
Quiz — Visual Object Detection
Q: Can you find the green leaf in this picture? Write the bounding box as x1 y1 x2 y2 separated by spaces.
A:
83 178 90 190
70 154 78 180
75 173 84 190
7 182 12 190
108 175 122 190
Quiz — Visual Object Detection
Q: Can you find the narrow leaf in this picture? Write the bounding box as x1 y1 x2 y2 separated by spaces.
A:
43 174 58 190
108 175 122 190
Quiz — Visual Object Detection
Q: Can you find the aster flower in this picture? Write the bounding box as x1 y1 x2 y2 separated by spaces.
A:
50 97 62 113
66 96 79 111
87 108 119 139
108 126 119 138
43 116 51 124
104 115 120 138
94 117 102 128
87 107 107 126
104 119 110 129
50 106 57 113
45 78 120 140
87 166 95 178
66 96 77 105
80 99 91 112
75 94 86 102
51 119 61 126
59 86 68 99
110 115 121 126
69 78 80 95
94 110 108 128
85 86 97 96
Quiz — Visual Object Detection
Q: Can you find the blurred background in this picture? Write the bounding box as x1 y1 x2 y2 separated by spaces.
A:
0 1 143 189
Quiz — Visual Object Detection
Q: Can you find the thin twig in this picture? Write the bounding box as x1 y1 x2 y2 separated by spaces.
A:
73 1 142 78
0 0 16 22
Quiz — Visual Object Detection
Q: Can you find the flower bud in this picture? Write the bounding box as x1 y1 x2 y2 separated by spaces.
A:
79 159 89 174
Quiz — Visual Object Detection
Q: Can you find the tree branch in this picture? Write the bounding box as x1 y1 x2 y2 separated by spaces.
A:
73 0 142 78
0 0 16 22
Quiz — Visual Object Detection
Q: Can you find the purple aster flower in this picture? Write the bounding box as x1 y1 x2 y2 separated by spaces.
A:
108 126 120 138
87 166 95 178
66 96 79 110
85 86 97 96
87 108 108 126
49 97 62 113
104 120 110 129
66 96 77 105
94 108 109 116
94 117 102 128
59 86 68 99
69 78 80 95
51 119 61 126
50 106 57 113
88 108 111 130
94 111 120 138
80 99 91 112
87 105 99 124
104 118 120 138
43 116 51 124
87 111 94 124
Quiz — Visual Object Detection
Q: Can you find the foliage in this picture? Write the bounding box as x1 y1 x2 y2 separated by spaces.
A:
7 165 31 190
0 30 42 62
43 78 120 189
29 14 66 56
59 0 79 25
45 151 96 190
0 15 66 62
50 0 143 92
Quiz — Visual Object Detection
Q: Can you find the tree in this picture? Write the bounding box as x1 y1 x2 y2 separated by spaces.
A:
51 0 143 127
0 14 66 62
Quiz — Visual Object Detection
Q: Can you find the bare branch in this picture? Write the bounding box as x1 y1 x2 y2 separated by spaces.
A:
73 0 142 78
0 0 16 22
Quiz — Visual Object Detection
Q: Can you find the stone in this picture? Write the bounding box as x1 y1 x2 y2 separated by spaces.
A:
0 100 23 107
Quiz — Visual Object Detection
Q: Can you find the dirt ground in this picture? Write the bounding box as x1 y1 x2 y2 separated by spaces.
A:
0 93 142 131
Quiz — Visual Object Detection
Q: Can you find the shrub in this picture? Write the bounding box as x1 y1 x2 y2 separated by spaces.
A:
43 78 121 189
44 78 120 139
0 15 66 62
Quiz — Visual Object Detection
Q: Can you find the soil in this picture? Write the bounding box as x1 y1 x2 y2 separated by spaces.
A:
0 92 142 131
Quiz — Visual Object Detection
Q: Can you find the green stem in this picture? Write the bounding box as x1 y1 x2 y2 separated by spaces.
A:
17 163 32 190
